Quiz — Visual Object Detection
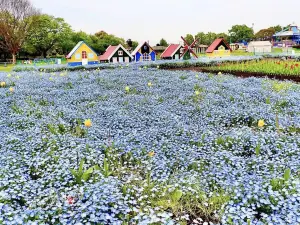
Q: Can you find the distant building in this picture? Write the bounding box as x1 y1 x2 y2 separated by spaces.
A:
152 46 167 56
131 41 156 62
66 41 98 66
192 44 208 54
206 38 232 57
247 41 272 53
160 44 182 60
230 43 247 51
272 23 300 47
99 44 132 63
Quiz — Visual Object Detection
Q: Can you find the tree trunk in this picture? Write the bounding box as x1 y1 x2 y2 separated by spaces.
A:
42 50 47 58
12 53 16 64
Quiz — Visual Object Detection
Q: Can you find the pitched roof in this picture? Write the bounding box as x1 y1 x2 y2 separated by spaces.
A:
99 44 133 61
66 41 98 59
131 41 155 55
99 46 117 61
206 38 232 53
273 24 300 36
161 44 182 58
152 46 167 51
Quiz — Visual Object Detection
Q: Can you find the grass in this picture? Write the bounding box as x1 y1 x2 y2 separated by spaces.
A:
0 64 13 72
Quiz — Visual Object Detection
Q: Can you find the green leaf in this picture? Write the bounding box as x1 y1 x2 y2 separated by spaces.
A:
94 165 101 170
284 168 291 181
255 143 260 156
82 166 94 182
79 159 84 174
170 189 183 202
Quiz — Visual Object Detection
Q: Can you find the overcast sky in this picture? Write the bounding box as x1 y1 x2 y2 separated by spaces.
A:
31 0 300 45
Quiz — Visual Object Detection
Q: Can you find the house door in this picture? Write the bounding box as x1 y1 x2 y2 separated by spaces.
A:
82 51 88 65
174 54 179 60
124 57 130 63
119 57 124 63
112 57 118 63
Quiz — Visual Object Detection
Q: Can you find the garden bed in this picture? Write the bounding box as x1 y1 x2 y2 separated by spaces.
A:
0 68 299 224
167 67 300 83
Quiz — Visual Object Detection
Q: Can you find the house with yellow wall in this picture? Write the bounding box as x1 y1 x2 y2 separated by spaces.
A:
206 38 232 57
66 41 99 66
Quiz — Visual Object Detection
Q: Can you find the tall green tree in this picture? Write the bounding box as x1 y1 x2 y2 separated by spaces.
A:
206 32 218 45
25 14 72 57
94 31 125 53
195 32 208 45
271 25 282 33
184 34 194 45
131 41 138 50
0 0 39 63
228 24 254 43
217 33 229 42
159 38 168 47
255 28 276 40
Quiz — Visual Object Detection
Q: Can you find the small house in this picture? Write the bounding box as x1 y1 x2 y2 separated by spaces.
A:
192 44 208 54
152 46 167 56
160 44 182 60
99 44 133 63
131 41 156 62
247 41 272 53
66 41 99 66
230 43 247 51
206 38 232 57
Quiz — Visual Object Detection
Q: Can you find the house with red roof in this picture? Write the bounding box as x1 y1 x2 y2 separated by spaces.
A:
206 38 232 57
160 44 183 60
99 44 133 63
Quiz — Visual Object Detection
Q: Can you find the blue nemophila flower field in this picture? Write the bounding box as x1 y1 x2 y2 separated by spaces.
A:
0 67 299 225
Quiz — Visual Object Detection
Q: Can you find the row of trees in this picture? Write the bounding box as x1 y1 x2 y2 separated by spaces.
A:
0 0 287 63
181 24 283 46
0 0 138 63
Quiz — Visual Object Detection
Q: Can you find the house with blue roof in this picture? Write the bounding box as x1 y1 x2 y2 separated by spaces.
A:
272 23 300 47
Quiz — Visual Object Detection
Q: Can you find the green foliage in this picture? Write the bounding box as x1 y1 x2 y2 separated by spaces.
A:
284 168 291 181
11 102 24 114
70 159 99 185
152 187 230 223
270 168 291 191
184 34 194 45
255 143 261 156
229 24 254 43
159 38 168 47
209 60 300 77
195 32 229 45
102 157 113 178
183 51 191 60
24 14 72 57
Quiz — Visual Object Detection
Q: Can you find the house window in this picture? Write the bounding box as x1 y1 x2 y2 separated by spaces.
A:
75 53 81 59
118 50 123 56
88 53 94 59
142 53 150 61
82 51 87 59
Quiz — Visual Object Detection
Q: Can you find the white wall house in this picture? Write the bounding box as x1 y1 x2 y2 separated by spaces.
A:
247 41 272 53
